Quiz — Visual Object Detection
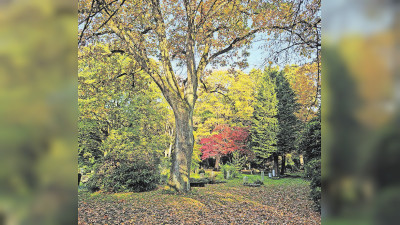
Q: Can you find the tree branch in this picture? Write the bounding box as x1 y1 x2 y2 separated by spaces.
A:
200 77 236 112
109 49 125 55
208 28 261 62
114 73 127 79
96 0 127 31
151 0 183 100
93 30 115 36
79 0 96 45
195 0 225 31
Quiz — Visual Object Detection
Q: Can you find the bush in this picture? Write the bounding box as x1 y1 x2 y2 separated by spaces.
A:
189 177 210 184
86 129 161 193
198 168 205 174
305 159 321 212
87 156 160 193
220 163 238 179
86 172 100 192
160 174 169 185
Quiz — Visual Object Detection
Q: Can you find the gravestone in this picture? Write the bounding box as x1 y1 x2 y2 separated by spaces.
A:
272 169 276 177
200 173 205 179
227 170 230 179
211 171 214 177
268 172 272 178
261 171 264 182
243 176 248 184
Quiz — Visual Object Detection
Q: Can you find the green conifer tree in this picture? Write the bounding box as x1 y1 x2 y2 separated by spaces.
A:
250 69 279 171
271 70 300 175
300 109 321 212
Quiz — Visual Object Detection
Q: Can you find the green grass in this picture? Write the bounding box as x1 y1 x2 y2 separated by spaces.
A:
190 170 309 187
225 173 309 187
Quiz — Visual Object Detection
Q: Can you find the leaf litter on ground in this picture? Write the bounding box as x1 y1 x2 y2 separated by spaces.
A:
78 178 320 224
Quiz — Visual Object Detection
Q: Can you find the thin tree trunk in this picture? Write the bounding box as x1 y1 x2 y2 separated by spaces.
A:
215 155 221 170
165 126 174 158
273 153 279 176
168 106 194 192
280 154 286 175
165 142 172 158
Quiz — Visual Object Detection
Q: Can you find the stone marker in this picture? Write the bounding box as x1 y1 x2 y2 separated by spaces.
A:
268 172 272 178
211 171 214 177
243 176 248 183
227 170 230 179
200 173 204 178
261 171 264 182
272 169 276 177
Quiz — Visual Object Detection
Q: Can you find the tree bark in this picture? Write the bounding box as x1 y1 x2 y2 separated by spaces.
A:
273 152 279 176
167 105 194 192
214 155 221 170
280 154 286 175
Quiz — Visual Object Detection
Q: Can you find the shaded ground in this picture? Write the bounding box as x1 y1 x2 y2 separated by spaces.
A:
78 177 320 224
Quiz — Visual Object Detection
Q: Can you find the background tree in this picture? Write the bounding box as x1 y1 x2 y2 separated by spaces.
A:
300 109 321 211
227 70 257 127
79 44 172 191
284 63 320 122
200 125 249 170
283 63 320 162
193 71 235 169
250 69 279 172
300 110 321 163
194 71 235 138
270 69 300 175
78 118 105 172
194 70 258 131
263 0 321 87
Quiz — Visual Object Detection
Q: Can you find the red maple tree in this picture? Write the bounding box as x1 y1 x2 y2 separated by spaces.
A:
200 124 249 169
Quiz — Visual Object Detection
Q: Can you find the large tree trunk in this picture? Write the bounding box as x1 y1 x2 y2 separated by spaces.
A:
273 152 279 176
280 154 286 175
168 105 194 192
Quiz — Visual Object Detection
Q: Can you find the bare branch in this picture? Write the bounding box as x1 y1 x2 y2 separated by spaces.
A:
107 49 125 56
114 73 127 79
93 30 115 36
141 27 152 34
200 77 235 111
195 0 222 31
96 0 127 31
79 0 96 45
208 28 261 63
